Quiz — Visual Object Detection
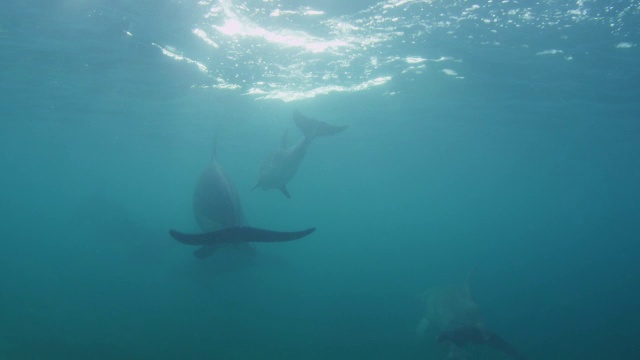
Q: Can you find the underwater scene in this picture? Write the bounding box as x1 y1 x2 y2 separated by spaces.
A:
1 0 639 359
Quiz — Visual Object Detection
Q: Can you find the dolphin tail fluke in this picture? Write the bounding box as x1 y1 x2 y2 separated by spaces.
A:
169 226 315 246
193 245 220 259
279 185 291 198
293 111 347 140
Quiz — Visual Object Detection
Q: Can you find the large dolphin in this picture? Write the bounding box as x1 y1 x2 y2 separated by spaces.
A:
252 111 347 198
170 137 315 259
417 269 526 359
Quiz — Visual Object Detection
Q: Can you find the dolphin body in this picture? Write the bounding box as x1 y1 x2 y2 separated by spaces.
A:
253 111 347 198
417 269 526 360
170 138 315 259
438 326 526 360
417 273 483 337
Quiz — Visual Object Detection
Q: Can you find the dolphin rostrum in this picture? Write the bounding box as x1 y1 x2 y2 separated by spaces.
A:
170 136 316 259
252 111 347 198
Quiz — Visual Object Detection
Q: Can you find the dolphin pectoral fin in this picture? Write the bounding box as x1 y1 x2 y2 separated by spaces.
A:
279 186 291 198
169 226 315 246
193 245 219 259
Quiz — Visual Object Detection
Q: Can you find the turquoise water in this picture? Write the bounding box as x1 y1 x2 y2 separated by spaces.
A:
1 0 639 358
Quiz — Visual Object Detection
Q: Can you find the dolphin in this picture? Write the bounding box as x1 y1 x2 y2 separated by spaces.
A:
170 137 316 259
252 111 347 198
417 269 526 359
416 271 483 337
437 326 526 360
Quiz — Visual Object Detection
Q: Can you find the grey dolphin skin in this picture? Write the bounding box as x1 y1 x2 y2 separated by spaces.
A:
253 111 347 198
170 137 316 259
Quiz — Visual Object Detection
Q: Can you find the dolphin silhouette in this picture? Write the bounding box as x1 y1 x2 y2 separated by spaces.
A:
170 136 316 259
438 326 526 360
417 268 526 359
252 111 347 198
417 269 483 337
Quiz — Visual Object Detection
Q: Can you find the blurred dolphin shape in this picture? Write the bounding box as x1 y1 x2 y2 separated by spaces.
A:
437 326 527 360
171 135 315 259
252 111 347 198
417 269 483 337
416 268 526 359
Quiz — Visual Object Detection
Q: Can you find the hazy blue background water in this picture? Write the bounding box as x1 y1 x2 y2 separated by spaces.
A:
1 0 639 359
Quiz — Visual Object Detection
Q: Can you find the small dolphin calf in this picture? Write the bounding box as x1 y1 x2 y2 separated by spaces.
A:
170 137 316 259
253 111 347 198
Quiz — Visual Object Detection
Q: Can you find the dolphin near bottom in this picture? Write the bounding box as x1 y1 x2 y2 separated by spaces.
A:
437 326 527 360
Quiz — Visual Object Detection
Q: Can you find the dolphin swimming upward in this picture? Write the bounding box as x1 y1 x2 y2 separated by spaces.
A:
169 137 315 259
253 111 347 198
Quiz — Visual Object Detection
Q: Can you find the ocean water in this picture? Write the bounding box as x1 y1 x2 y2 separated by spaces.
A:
1 0 639 359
